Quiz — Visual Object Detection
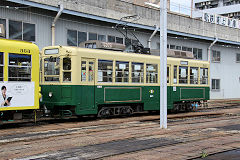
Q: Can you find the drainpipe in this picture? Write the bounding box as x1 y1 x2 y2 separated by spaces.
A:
148 25 159 48
208 37 218 62
52 4 64 46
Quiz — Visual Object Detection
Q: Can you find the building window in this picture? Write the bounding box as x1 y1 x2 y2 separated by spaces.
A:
23 23 35 41
116 37 123 44
182 46 187 51
236 53 240 62
88 32 97 40
176 46 181 50
108 35 115 43
67 30 87 46
9 20 35 41
78 31 87 44
170 45 175 49
98 34 106 42
125 38 132 51
193 48 203 60
212 50 221 62
67 30 77 46
187 47 192 52
9 20 22 40
0 19 6 38
212 79 220 91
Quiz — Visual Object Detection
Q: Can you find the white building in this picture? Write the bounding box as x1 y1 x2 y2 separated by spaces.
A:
193 0 240 19
1 0 240 100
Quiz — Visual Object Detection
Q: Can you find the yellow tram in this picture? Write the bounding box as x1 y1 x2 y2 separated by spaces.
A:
0 38 40 122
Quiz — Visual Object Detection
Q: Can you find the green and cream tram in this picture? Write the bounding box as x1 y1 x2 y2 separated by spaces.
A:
40 43 209 117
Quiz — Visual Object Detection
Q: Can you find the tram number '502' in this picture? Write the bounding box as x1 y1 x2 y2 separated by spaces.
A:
20 49 31 53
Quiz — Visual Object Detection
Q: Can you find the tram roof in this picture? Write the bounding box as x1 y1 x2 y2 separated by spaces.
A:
43 45 209 65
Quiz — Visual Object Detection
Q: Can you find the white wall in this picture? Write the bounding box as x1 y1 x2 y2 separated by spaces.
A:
1 7 240 99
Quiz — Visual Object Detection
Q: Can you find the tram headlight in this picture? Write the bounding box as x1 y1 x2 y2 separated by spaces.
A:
49 92 53 98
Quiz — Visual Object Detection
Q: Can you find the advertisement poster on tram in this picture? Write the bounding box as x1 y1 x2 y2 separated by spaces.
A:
0 82 35 108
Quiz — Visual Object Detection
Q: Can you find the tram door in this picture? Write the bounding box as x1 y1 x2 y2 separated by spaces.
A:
80 58 96 111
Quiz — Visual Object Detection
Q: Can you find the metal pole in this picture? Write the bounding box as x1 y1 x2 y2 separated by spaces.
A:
145 1 168 129
160 0 167 129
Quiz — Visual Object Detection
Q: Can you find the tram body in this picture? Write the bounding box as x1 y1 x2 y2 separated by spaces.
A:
0 38 39 121
40 46 209 117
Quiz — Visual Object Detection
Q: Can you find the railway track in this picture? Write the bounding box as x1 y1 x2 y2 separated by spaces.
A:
0 105 240 159
1 104 239 129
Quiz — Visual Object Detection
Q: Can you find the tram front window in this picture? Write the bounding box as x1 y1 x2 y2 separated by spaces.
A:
8 53 31 81
44 57 60 82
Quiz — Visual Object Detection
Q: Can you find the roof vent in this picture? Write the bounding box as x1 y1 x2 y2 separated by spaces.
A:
79 40 126 51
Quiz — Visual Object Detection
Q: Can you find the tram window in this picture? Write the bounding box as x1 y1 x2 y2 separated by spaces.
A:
81 61 86 82
173 66 177 84
200 68 208 84
44 57 60 76
98 60 113 82
63 58 71 70
89 62 94 82
190 67 198 84
8 53 31 81
115 61 129 83
146 64 158 83
44 77 59 81
131 63 144 83
0 52 3 81
179 66 188 84
63 57 71 82
63 72 71 82
167 67 169 83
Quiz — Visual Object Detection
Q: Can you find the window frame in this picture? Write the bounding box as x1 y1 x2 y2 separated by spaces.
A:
131 62 144 83
115 61 129 83
8 19 36 42
212 50 221 63
236 53 240 63
146 64 158 84
97 59 113 83
8 53 32 82
211 79 220 91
